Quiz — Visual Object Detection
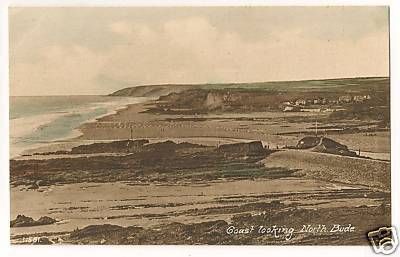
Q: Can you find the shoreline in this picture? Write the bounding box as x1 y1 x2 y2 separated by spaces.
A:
10 96 153 159
10 91 391 245
14 96 391 161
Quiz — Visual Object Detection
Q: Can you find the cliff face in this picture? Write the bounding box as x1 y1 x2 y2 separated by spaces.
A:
109 77 389 98
205 91 225 110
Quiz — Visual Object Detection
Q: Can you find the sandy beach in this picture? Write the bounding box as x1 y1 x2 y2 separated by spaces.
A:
10 91 391 245
76 100 390 154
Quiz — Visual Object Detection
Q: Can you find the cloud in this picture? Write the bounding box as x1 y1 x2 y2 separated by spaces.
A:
9 7 389 95
11 45 107 95
102 16 388 86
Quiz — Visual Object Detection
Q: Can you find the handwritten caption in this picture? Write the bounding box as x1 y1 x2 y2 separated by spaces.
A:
226 224 356 241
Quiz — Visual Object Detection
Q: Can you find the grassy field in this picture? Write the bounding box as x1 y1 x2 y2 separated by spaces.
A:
111 77 389 96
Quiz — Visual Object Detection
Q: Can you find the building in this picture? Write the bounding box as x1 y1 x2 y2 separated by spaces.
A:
353 95 372 103
353 95 365 102
295 99 307 106
338 95 352 103
301 108 321 112
313 98 327 105
283 106 300 112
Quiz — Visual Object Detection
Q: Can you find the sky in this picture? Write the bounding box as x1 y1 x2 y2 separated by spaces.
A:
9 6 389 96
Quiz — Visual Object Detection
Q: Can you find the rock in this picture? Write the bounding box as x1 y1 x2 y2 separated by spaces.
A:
218 141 266 156
10 215 35 227
69 224 144 244
10 214 57 227
143 140 206 152
36 216 57 226
296 137 321 149
70 139 149 154
296 137 357 157
70 224 125 239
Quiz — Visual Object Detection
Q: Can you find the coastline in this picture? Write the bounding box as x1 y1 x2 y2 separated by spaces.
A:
15 94 391 161
10 93 391 245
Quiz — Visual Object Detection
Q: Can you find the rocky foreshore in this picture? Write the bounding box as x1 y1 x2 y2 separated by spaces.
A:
11 202 390 245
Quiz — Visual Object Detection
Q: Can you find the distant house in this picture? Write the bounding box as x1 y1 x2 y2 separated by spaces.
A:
283 106 300 112
295 99 307 106
339 95 352 103
323 108 335 112
353 95 364 102
353 95 371 103
313 98 327 105
301 108 321 112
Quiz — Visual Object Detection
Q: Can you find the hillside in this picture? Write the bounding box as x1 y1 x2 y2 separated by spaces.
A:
109 85 194 97
108 77 389 97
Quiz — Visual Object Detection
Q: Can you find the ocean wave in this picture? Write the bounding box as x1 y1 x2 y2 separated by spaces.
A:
10 96 151 158
10 112 66 141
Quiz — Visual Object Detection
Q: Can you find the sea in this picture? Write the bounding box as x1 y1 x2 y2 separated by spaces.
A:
10 95 150 158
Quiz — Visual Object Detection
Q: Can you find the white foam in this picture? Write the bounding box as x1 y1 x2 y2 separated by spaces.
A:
10 96 152 158
10 112 65 141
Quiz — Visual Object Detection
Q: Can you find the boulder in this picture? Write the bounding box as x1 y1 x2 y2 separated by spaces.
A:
296 137 357 157
10 215 35 227
11 214 57 227
218 141 266 156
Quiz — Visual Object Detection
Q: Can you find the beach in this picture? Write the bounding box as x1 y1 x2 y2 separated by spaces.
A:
10 88 391 245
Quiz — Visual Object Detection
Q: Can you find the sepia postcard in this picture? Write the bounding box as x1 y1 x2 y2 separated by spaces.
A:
8 5 394 249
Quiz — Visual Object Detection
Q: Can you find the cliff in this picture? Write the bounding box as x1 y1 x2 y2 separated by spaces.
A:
109 85 194 97
108 77 389 98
